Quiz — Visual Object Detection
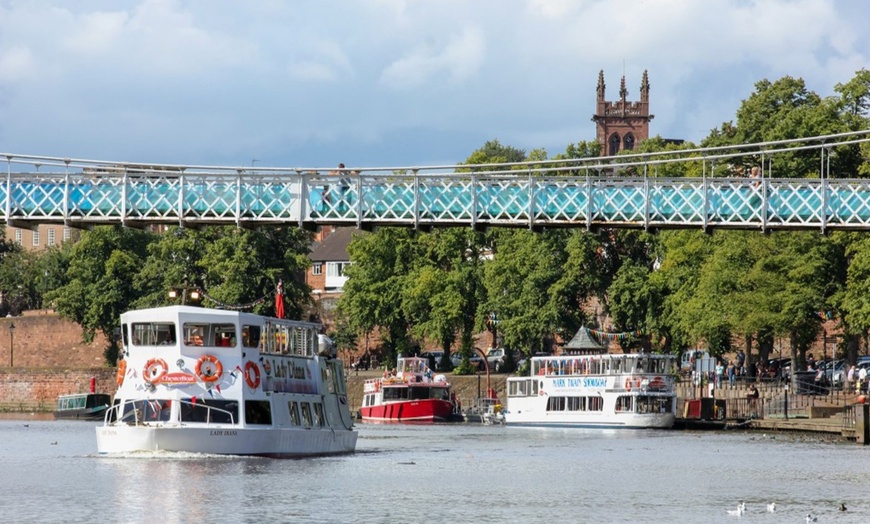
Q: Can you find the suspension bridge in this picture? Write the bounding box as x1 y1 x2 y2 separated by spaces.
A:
3 130 870 232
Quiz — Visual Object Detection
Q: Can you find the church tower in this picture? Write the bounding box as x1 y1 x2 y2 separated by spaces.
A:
592 70 653 156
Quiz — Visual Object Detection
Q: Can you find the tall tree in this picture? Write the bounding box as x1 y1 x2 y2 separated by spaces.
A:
46 226 153 364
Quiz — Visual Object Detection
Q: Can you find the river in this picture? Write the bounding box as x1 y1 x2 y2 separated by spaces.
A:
0 417 867 523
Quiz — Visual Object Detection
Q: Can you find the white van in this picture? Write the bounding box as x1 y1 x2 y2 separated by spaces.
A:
680 349 711 372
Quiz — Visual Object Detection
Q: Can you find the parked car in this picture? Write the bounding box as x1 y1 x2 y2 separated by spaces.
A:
679 350 710 373
485 348 518 373
451 351 484 370
420 351 447 369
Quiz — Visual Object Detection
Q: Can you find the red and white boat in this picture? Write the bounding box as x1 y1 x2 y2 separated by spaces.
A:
359 357 457 422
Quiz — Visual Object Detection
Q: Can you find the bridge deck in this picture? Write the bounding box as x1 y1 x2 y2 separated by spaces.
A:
4 130 870 231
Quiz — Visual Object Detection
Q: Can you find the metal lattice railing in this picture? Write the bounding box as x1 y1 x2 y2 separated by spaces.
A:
3 130 870 230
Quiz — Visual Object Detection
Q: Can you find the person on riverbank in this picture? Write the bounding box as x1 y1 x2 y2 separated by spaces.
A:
727 361 736 387
747 384 760 418
715 361 725 388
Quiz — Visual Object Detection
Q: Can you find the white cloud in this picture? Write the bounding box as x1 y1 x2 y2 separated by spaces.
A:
0 46 37 83
380 26 485 89
0 0 868 167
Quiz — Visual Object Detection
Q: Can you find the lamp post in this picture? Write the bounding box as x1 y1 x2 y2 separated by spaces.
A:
8 322 15 367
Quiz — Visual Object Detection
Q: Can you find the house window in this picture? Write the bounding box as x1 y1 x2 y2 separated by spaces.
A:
32 230 40 246
63 227 71 242
14 229 22 245
312 263 322 276
47 228 56 246
326 262 350 277
623 133 635 151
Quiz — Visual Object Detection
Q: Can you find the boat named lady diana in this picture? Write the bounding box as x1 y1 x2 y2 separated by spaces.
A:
95 305 358 457
505 352 677 429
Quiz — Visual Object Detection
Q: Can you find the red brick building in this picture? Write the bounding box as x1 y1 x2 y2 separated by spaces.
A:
592 69 653 156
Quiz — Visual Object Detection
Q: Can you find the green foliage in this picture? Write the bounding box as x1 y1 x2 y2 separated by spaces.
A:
46 226 153 364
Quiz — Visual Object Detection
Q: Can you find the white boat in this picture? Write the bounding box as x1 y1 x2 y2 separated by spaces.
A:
96 305 358 457
505 353 677 429
463 397 505 425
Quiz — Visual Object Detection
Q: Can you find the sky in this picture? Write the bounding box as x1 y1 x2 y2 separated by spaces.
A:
0 0 869 171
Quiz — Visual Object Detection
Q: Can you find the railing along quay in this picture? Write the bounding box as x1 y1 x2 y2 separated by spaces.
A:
676 378 870 442
3 130 870 230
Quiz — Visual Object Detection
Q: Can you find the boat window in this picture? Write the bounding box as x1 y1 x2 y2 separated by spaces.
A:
121 323 129 347
245 400 272 425
119 399 174 423
132 322 177 346
566 396 584 411
179 399 237 424
616 396 633 412
383 387 409 401
636 396 673 414
313 403 324 427
547 396 566 411
182 323 236 347
288 401 300 426
242 325 261 348
300 403 313 427
588 396 604 411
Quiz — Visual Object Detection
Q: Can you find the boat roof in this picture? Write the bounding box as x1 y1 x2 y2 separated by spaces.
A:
120 305 320 328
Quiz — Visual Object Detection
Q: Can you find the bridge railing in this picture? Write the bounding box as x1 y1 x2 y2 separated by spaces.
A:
3 129 870 230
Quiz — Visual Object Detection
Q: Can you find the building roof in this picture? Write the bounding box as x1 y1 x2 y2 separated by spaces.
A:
309 227 359 262
563 327 605 354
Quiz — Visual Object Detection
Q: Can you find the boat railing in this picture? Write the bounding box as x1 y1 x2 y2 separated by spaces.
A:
104 398 236 426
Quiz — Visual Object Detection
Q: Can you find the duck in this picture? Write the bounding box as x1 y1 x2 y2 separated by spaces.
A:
839 502 847 512
806 514 817 523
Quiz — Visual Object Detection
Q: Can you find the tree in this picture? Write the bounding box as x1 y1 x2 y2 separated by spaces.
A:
46 226 153 364
339 228 420 366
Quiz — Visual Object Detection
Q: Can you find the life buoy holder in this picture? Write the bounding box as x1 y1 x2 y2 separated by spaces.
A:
244 361 261 389
196 354 223 383
143 358 168 384
116 359 127 386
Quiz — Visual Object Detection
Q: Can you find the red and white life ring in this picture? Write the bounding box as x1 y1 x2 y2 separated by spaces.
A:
244 361 261 389
196 354 223 383
143 358 168 384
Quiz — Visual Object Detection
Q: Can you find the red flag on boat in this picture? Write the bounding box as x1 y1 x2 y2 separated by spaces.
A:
275 279 285 319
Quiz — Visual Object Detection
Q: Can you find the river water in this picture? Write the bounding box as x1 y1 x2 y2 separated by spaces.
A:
1 417 867 523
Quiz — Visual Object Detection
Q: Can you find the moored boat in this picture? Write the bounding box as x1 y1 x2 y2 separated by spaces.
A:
54 393 111 420
95 305 357 457
359 357 457 422
463 397 505 425
505 352 677 429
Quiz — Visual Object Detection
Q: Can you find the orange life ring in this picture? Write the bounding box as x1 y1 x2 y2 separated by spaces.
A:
196 354 223 383
143 358 168 384
116 359 127 386
624 378 632 390
374 381 380 392
244 361 261 389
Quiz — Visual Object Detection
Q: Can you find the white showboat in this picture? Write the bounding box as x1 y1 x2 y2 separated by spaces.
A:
96 306 358 457
505 353 677 429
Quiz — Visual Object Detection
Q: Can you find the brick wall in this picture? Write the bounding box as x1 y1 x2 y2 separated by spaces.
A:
0 310 108 369
0 368 116 412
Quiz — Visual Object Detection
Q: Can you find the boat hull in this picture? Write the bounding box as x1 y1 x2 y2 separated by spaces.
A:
504 413 675 429
54 407 109 421
359 399 454 422
95 424 357 457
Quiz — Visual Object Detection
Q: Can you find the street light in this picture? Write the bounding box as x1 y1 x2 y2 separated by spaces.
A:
8 322 15 367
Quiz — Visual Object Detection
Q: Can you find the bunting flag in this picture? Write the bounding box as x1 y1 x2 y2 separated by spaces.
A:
586 327 643 342
817 311 834 320
197 289 268 311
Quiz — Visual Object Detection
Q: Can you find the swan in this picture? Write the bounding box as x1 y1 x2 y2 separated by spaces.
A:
766 502 776 512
